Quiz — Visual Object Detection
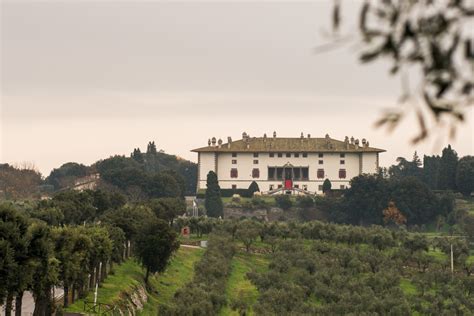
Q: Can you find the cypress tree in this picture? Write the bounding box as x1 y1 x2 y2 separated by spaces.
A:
248 181 260 195
205 171 223 218
438 145 458 191
422 155 440 190
456 156 474 197
323 179 332 193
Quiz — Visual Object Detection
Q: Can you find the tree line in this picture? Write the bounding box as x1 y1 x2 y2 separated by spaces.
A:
161 231 236 315
386 145 474 196
0 187 182 315
166 217 473 314
0 141 198 200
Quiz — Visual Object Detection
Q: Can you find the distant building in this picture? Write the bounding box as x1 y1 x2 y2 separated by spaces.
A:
72 173 100 191
192 132 385 195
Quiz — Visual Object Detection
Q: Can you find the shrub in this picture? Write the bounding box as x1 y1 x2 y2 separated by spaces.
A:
275 195 293 210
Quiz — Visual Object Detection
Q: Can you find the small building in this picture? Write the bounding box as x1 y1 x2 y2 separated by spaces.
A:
72 173 100 191
191 132 385 195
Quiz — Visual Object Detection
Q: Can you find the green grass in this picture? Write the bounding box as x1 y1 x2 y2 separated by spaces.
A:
65 260 144 313
400 278 417 296
180 233 209 244
427 249 448 262
141 246 204 315
64 246 204 315
220 252 269 316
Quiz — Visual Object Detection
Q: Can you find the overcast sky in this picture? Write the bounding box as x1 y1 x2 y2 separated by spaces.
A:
1 0 473 176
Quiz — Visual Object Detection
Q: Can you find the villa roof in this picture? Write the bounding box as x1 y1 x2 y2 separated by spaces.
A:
191 135 385 153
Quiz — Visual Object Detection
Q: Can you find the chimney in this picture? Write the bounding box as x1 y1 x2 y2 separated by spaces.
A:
350 136 355 144
366 141 370 147
355 139 359 149
344 136 350 149
218 139 223 148
211 137 217 147
300 132 304 138
362 138 367 147
273 131 277 138
307 134 311 138
208 139 211 146
242 132 247 139
263 133 267 142
227 137 232 148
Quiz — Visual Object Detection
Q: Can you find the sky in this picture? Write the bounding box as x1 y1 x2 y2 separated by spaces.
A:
1 0 473 176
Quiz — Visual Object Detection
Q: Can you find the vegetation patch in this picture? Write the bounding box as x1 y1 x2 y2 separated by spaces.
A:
65 260 143 313
140 246 204 315
221 253 269 315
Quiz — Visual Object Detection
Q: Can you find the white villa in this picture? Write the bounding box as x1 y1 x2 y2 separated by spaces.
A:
192 132 385 195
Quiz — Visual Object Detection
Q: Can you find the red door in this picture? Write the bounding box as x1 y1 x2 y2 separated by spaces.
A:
284 179 293 189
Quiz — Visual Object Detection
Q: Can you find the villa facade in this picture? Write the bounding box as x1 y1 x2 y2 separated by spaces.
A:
192 132 385 195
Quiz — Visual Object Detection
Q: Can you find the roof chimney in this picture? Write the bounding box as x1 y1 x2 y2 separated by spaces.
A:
208 139 211 146
300 132 304 138
263 133 267 142
218 138 223 148
211 137 217 147
362 138 367 147
307 134 311 138
273 131 277 138
350 136 355 144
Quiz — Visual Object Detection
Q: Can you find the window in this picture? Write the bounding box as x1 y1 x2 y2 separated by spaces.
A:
302 185 308 191
302 153 308 158
232 185 237 190
302 168 309 180
293 168 301 180
340 153 345 158
339 169 346 179
269 184 274 191
278 184 283 189
294 184 299 189
253 160 259 164
318 160 324 165
232 153 237 157
269 153 275 158
294 153 300 158
286 153 291 158
231 168 238 178
340 160 345 165
340 185 345 190
318 153 324 158
268 167 276 180
253 153 259 158
252 168 260 178
232 159 237 164
318 185 323 191
278 153 283 158
317 169 325 179
276 168 284 180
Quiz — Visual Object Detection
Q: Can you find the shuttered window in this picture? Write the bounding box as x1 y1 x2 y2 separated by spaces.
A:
231 168 238 178
317 169 325 179
339 169 346 179
252 168 260 178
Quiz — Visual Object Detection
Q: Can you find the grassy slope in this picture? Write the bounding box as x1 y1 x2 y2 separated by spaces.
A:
64 246 203 315
141 246 204 315
220 252 269 316
64 260 143 313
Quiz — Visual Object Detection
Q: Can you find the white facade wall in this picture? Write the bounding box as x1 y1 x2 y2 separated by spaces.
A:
362 153 378 174
198 151 380 194
198 152 216 189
